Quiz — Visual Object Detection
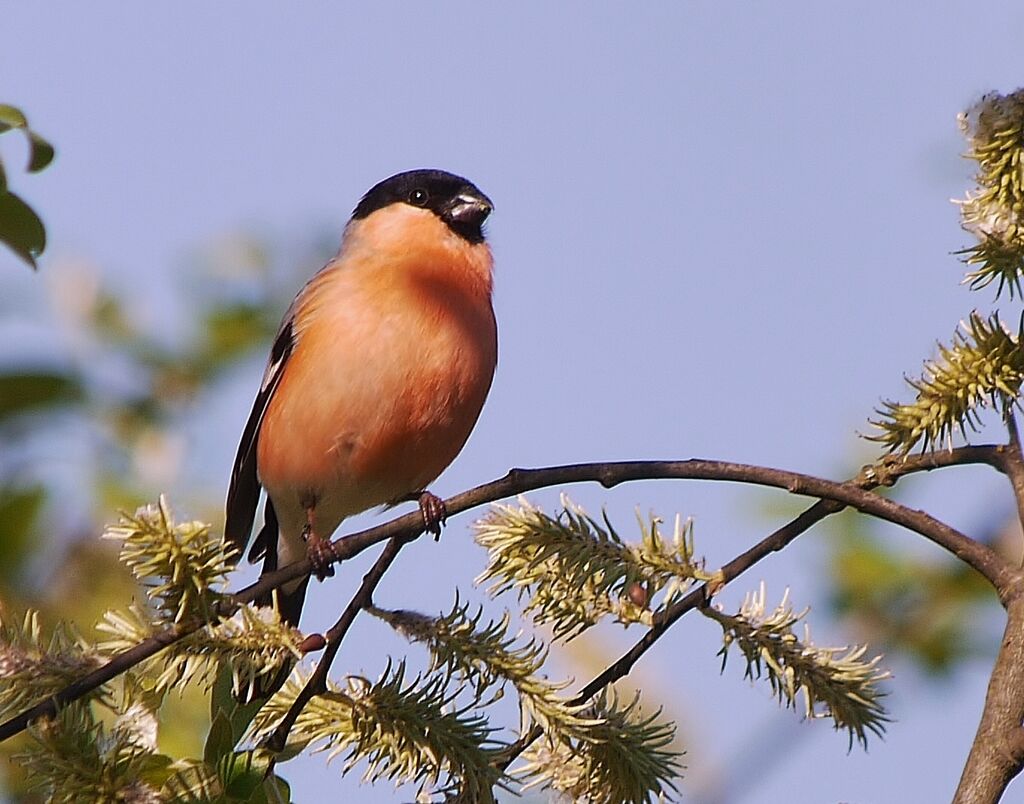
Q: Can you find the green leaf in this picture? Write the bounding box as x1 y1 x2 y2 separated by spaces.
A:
0 105 52 173
0 158 6 193
0 371 83 422
0 104 28 132
223 752 266 800
204 711 236 766
211 662 264 746
27 131 54 173
225 755 291 804
0 485 45 582
0 190 46 267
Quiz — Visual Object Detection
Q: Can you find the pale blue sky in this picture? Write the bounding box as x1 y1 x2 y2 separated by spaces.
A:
3 4 1024 802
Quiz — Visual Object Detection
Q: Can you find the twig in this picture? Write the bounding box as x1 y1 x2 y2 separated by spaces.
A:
495 447 1017 773
587 497 845 694
496 499 841 771
946 417 1024 804
953 598 1024 804
0 452 1013 742
264 536 409 754
1001 413 1024 549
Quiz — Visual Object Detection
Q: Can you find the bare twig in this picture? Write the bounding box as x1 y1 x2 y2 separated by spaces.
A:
495 498 842 771
945 418 1024 804
1001 413 1024 545
264 536 409 754
1 452 1014 742
495 447 1018 774
954 598 1024 804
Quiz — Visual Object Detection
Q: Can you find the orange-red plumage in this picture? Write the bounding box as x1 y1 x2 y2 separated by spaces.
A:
256 204 496 564
224 170 497 687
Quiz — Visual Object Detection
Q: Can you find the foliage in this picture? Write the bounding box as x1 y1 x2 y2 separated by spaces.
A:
476 495 711 639
20 705 164 804
517 691 680 804
0 502 303 801
10 87 1024 802
704 584 890 749
838 87 1024 685
0 103 54 268
103 496 239 624
250 663 504 802
97 602 303 700
825 511 996 675
871 89 1024 454
18 697 291 803
958 91 1024 297
0 611 103 718
871 313 1024 453
369 596 597 740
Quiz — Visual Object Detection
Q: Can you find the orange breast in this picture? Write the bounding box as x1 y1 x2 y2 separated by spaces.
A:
256 206 496 521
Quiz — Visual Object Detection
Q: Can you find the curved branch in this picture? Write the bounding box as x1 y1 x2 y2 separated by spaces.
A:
0 451 1013 742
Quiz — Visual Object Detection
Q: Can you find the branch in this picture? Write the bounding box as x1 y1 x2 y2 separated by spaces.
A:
1 452 1013 742
496 498 840 771
496 446 1018 773
949 419 1024 803
264 535 409 754
954 598 1024 803
1001 413 1024 540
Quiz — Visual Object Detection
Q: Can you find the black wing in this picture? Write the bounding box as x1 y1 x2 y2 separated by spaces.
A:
224 318 295 560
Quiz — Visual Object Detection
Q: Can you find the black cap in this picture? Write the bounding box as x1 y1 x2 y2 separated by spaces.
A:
352 169 493 243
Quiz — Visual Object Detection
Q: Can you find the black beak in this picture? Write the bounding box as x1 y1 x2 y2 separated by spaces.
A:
447 193 493 227
443 192 493 242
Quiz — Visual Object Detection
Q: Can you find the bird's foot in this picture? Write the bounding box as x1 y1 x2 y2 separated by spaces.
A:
303 524 337 581
418 491 448 540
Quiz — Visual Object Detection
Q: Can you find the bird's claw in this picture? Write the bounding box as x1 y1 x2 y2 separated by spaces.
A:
418 491 447 540
303 526 337 581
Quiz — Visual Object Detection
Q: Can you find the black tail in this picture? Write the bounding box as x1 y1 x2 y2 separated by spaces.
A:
242 500 310 701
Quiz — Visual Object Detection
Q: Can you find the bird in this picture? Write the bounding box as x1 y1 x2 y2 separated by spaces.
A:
224 169 496 679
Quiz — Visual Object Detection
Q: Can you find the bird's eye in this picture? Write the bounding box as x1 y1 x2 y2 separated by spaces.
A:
408 188 429 206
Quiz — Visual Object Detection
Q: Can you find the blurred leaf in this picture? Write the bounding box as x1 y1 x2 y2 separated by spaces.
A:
0 485 45 581
0 105 52 270
260 775 291 804
198 303 276 368
0 104 29 131
0 191 46 268
47 540 137 637
26 133 54 173
0 105 54 173
90 290 136 343
0 371 83 422
134 753 176 789
827 511 995 675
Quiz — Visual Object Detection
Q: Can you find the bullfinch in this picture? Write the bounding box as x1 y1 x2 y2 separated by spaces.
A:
224 169 496 646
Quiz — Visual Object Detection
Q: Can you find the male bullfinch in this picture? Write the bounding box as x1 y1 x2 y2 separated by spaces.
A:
224 169 496 645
